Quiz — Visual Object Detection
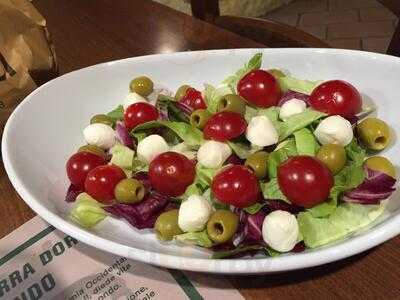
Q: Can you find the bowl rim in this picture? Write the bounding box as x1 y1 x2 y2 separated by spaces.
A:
3 48 400 274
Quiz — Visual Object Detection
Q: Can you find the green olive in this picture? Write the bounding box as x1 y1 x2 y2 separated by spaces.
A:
207 210 239 244
90 114 114 127
364 156 396 178
114 178 145 204
175 85 191 101
268 69 285 78
217 94 246 114
245 151 269 179
78 144 107 159
190 109 212 129
129 76 154 97
154 209 183 241
316 144 346 174
357 118 390 151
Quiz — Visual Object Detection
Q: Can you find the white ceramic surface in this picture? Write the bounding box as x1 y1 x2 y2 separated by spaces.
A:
3 49 400 274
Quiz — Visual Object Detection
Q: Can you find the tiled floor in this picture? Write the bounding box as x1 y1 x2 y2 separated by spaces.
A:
263 0 398 53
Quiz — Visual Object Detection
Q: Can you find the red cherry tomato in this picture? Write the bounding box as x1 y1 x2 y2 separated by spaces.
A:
124 102 159 130
203 111 247 141
149 152 195 197
66 152 106 188
211 165 260 208
277 156 333 208
237 70 281 108
309 80 362 118
180 88 206 110
84 164 126 203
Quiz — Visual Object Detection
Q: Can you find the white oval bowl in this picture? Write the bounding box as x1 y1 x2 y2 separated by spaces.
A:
3 49 400 274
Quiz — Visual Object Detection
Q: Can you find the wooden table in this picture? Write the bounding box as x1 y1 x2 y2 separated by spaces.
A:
1 0 400 299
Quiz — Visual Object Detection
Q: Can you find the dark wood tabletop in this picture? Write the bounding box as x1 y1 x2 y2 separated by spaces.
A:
1 0 400 299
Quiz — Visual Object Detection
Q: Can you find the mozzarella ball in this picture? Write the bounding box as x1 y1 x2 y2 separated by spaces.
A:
123 92 147 110
197 140 232 169
178 195 212 232
170 142 196 160
83 123 116 150
245 115 279 147
314 115 353 146
137 134 169 163
279 99 307 120
262 210 299 252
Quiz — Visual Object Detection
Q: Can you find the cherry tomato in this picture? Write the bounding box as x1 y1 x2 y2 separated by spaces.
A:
84 164 126 203
66 152 106 188
180 88 206 110
203 111 247 141
277 156 333 208
149 152 195 197
211 165 260 208
237 70 281 108
124 102 159 130
309 80 362 118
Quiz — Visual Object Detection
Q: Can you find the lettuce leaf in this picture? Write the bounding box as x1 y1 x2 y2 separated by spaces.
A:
261 178 289 203
204 84 232 113
132 120 204 147
298 203 384 248
175 230 213 248
69 193 107 228
195 165 217 189
243 202 265 214
267 139 297 178
106 105 124 123
227 141 260 159
222 53 263 93
110 144 135 171
278 108 327 141
345 139 366 166
277 75 322 95
294 128 318 156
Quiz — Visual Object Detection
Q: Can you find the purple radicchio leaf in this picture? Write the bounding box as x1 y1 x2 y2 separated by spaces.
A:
278 90 309 107
115 121 135 149
65 184 84 203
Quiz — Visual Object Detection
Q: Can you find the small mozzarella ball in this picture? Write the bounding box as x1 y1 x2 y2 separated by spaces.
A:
279 99 307 120
170 142 196 160
137 134 169 163
123 92 147 110
178 195 213 232
262 210 299 252
314 115 353 146
197 140 232 169
83 123 116 150
246 115 279 147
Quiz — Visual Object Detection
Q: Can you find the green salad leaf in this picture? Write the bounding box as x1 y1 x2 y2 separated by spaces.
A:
222 53 263 93
257 107 281 128
204 83 232 113
298 203 384 248
345 139 366 166
132 157 148 174
195 165 217 189
244 105 258 123
227 141 260 159
261 178 289 202
277 75 322 95
175 230 213 248
132 120 204 147
267 138 297 178
157 94 189 123
265 247 281 257
132 131 146 143
243 202 265 214
278 108 327 141
110 144 134 172
294 128 318 156
69 193 107 228
106 105 124 122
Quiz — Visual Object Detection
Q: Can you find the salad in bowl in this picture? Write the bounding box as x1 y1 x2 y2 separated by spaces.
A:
65 53 396 259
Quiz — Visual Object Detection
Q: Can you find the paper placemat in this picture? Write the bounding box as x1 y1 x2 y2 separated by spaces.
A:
0 217 244 300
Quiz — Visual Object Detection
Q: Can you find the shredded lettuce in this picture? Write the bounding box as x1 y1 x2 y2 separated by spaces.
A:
294 128 318 156
261 178 289 203
278 108 327 141
132 120 204 147
298 203 384 248
106 105 124 123
267 139 297 178
277 75 322 95
69 193 107 228
222 53 263 93
110 144 134 174
175 230 213 248
204 84 232 113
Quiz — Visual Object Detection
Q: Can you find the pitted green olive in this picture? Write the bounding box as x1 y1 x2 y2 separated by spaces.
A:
316 144 346 174
190 109 212 129
357 118 390 151
175 85 191 101
217 94 246 114
114 178 145 204
206 210 239 244
245 151 269 179
154 209 183 241
129 76 154 97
